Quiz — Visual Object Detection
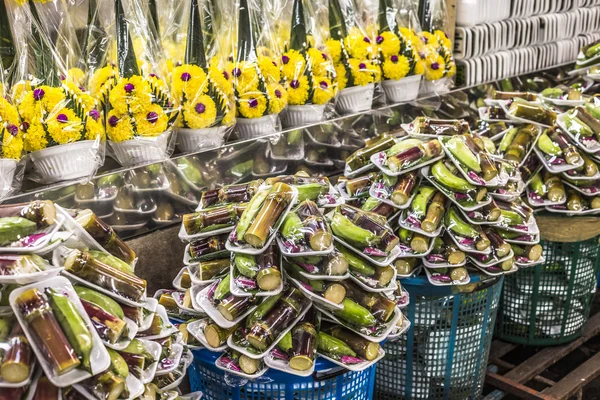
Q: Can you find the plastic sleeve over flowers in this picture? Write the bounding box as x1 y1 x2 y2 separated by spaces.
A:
228 0 288 120
10 0 106 184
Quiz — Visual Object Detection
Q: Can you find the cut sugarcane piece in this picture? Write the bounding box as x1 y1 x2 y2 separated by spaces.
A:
385 140 443 173
15 288 81 375
92 370 125 400
218 295 252 322
242 183 295 248
289 322 317 371
266 174 331 203
205 323 238 348
281 200 332 253
346 135 396 171
544 172 566 202
336 205 399 253
504 124 538 165
511 243 543 262
196 258 230 281
158 293 178 311
245 287 309 351
445 207 490 251
346 173 378 198
339 280 396 322
46 288 93 372
394 258 417 275
188 233 229 261
0 201 56 227
64 250 147 302
0 324 32 383
484 228 511 258
245 294 284 329
0 254 49 277
408 117 470 136
390 172 418 206
508 102 556 126
182 203 247 235
492 91 538 101
422 192 446 233
200 180 263 208
322 323 380 361
80 299 127 344
32 376 59 400
75 210 136 264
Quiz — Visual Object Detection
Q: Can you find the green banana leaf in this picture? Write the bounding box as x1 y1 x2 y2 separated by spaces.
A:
202 0 216 53
289 0 307 52
237 0 258 62
28 2 60 87
115 0 140 78
378 0 397 34
148 0 160 37
185 0 207 68
82 0 108 72
0 0 15 76
328 0 347 41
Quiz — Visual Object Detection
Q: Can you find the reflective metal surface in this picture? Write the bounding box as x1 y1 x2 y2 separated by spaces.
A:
2 65 587 239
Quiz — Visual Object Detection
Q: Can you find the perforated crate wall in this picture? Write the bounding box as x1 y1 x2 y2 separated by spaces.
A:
496 236 600 346
375 276 503 400
188 351 376 400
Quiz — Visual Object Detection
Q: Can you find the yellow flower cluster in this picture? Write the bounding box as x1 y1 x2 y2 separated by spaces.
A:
89 65 118 99
106 75 172 142
329 27 379 90
280 46 335 106
234 55 288 119
411 29 455 81
376 29 417 81
0 98 24 160
16 82 104 152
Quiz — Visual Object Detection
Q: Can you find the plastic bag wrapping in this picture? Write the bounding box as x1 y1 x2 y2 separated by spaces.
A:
359 0 421 104
155 0 236 154
408 0 455 92
318 0 380 114
279 199 333 254
0 313 34 388
275 0 337 128
89 0 179 168
0 51 25 200
227 0 287 139
9 0 105 185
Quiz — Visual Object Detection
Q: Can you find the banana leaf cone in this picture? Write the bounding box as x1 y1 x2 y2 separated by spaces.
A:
26 1 60 87
82 0 108 72
0 0 15 81
328 0 348 41
115 0 140 78
378 0 397 34
290 0 307 52
237 0 259 63
186 0 208 68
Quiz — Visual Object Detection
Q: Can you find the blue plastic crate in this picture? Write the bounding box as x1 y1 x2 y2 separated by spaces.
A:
189 349 376 400
375 275 503 400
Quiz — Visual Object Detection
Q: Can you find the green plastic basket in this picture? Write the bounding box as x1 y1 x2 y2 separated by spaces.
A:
375 275 503 400
496 236 600 346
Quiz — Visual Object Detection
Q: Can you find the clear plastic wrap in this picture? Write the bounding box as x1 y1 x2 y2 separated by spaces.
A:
279 199 334 255
277 0 336 128
323 0 380 114
157 0 236 153
0 1 24 199
11 0 106 184
98 0 179 167
228 0 287 138
0 314 34 387
370 136 444 176
230 243 283 296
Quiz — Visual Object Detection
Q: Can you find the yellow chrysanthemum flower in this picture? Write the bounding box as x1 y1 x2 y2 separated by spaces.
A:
335 63 348 91
344 29 373 60
106 112 135 142
267 84 287 114
446 58 456 78
209 58 233 95
135 104 169 137
172 64 208 103
259 55 280 83
377 31 401 57
11 81 31 103
23 122 48 152
0 98 20 125
17 86 67 122
382 54 410 80
312 77 334 105
281 50 306 81
109 75 153 115
434 30 452 51
348 59 376 86
66 68 86 86
399 28 417 45
46 108 83 145
1 126 23 160
286 75 310 105
423 53 446 81
307 48 332 77
182 94 218 129
237 92 267 119
326 39 342 64
89 65 118 97
419 31 439 49
85 110 105 141
233 62 259 93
